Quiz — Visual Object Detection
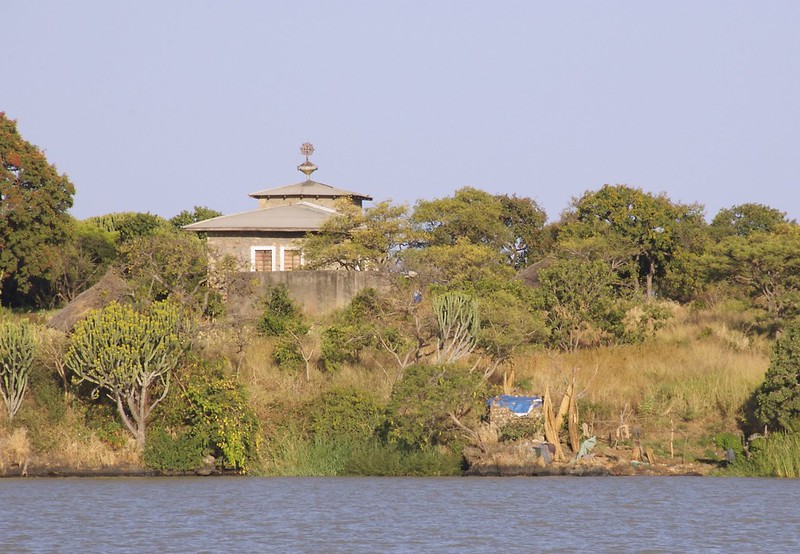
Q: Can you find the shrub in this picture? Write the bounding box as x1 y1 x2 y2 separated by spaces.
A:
306 388 383 441
385 363 490 450
173 360 261 471
753 321 800 433
257 284 301 336
143 428 205 472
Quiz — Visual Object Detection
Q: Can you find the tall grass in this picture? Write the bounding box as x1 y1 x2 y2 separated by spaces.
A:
725 433 800 478
511 303 769 447
259 427 461 477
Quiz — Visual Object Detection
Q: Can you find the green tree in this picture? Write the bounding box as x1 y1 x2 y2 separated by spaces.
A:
710 203 787 239
0 113 75 306
400 238 514 287
85 212 171 243
302 200 410 270
118 228 209 310
533 258 623 352
320 289 381 371
433 292 480 364
563 184 705 298
0 319 37 419
703 224 800 332
50 220 118 304
411 187 512 249
64 301 189 449
385 363 490 450
754 320 800 433
496 193 549 268
169 206 223 229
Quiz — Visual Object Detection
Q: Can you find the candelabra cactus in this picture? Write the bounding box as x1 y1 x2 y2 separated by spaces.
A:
0 320 36 420
65 301 188 449
433 292 480 364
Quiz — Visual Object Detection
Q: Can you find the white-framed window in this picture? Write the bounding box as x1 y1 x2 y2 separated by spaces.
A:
251 247 276 272
280 247 303 271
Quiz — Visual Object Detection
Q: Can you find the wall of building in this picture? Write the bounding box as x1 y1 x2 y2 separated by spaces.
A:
207 232 306 270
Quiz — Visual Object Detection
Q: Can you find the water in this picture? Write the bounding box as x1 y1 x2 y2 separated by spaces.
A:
1 476 798 553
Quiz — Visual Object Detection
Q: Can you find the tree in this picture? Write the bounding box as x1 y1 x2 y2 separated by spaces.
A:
400 238 514 287
710 203 787 239
302 199 410 271
64 301 189 449
385 363 490 449
257 284 315 379
754 320 800 433
0 113 75 306
533 258 623 352
0 319 36 419
433 292 480 364
703 224 800 333
85 212 172 243
49 220 118 304
169 206 223 229
495 193 549 268
563 184 705 298
118 228 209 310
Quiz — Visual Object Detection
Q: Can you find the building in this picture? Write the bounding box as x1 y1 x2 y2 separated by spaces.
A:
183 143 372 272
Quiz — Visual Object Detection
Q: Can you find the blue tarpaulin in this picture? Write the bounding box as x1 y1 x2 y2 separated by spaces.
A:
487 395 543 416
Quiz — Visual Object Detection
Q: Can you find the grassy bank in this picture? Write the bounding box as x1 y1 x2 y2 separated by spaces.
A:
0 302 771 475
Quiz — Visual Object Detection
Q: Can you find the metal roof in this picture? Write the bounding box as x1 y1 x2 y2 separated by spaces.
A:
249 179 372 201
183 201 337 232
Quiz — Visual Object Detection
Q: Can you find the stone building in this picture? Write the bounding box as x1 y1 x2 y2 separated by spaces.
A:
183 143 372 272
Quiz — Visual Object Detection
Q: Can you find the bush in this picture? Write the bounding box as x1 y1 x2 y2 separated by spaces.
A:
143 427 205 472
725 432 800 478
753 320 800 433
385 363 490 450
306 388 383 441
258 284 301 336
162 359 261 472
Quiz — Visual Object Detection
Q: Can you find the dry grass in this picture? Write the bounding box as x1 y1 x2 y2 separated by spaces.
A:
510 303 770 445
0 427 31 472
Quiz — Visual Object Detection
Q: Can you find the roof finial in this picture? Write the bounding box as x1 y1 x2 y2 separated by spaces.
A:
297 142 318 180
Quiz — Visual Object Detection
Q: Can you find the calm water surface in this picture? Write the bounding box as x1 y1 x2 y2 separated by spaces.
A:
1 476 798 553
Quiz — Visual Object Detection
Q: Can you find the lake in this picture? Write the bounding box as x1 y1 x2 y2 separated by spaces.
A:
1 476 798 552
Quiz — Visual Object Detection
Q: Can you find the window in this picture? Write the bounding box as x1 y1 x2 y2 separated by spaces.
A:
253 248 274 272
282 249 302 271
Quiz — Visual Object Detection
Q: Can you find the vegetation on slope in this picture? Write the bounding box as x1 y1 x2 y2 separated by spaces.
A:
1 116 798 477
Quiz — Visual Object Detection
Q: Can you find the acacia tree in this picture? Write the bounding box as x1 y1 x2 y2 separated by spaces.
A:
710 203 787 239
302 199 410 270
0 113 75 306
563 184 705 298
65 301 189 449
704 224 800 332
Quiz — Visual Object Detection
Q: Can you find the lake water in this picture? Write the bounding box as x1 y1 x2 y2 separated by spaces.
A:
1 476 799 553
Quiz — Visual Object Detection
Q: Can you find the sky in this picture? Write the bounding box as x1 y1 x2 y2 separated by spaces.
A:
3 1 799 223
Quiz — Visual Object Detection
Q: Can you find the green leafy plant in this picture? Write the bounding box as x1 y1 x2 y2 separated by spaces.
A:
143 427 205 472
753 320 800 433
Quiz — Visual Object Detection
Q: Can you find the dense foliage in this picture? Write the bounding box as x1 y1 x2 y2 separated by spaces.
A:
0 113 75 307
753 320 800 433
4 114 800 476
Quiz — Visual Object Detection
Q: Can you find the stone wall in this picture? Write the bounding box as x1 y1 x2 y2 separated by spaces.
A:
225 270 392 318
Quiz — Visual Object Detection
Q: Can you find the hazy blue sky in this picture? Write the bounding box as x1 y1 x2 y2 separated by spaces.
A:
4 2 799 222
